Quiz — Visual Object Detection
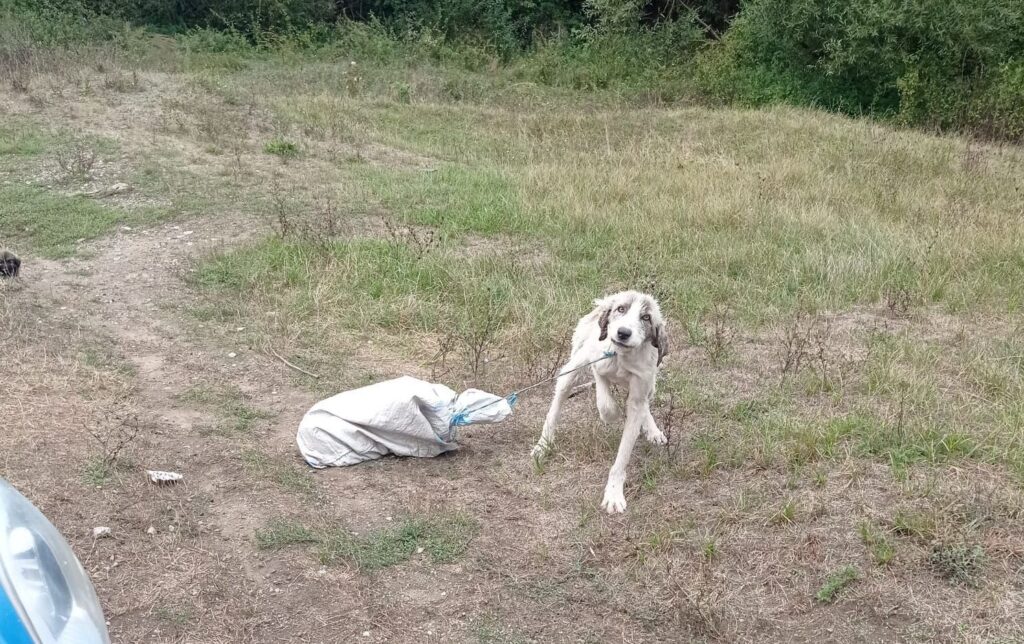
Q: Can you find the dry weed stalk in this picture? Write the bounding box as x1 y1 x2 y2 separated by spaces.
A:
777 311 855 391
88 404 141 466
55 143 97 182
667 558 726 638
266 182 347 249
381 217 437 259
703 306 734 365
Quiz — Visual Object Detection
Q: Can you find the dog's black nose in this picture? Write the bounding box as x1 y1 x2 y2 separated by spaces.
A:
616 328 632 341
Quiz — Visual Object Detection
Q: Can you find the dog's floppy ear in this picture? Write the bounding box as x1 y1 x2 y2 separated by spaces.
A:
651 319 668 365
595 297 612 341
645 300 668 365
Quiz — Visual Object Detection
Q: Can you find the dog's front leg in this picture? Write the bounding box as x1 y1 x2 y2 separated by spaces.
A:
600 385 648 514
595 375 621 424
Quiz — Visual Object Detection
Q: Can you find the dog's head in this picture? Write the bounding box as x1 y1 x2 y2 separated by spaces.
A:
595 291 668 365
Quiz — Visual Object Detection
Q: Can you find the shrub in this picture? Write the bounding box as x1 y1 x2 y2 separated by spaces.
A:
513 1 702 99
697 0 1024 138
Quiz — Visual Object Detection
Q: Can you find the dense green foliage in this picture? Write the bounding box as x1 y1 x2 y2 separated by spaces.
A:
701 0 1024 139
2 0 1022 138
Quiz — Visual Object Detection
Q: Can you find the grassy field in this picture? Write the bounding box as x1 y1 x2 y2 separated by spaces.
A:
2 27 1024 643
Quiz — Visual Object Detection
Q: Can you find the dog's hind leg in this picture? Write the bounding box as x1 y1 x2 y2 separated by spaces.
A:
532 353 589 460
641 409 667 445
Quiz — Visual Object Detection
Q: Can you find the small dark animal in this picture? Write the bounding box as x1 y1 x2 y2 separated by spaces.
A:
0 250 20 278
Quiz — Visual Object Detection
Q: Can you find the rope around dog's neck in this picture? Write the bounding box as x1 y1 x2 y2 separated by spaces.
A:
449 350 616 428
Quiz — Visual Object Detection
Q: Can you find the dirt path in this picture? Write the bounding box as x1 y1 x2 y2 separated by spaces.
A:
15 207 324 634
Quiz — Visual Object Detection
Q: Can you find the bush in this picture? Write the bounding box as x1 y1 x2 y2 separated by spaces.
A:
1 1 134 44
5 0 1023 140
6 0 336 41
513 0 702 99
697 0 1024 138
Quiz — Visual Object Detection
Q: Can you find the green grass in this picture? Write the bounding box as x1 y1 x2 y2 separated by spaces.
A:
858 521 896 565
891 510 938 541
772 498 797 525
205 91 1024 331
0 120 50 158
177 384 273 435
82 457 113 486
700 534 719 561
0 122 165 257
358 164 528 236
241 448 315 496
263 138 300 158
255 513 480 571
0 186 128 257
815 565 859 603
78 342 136 377
471 616 530 644
319 513 480 569
193 235 586 370
255 519 319 550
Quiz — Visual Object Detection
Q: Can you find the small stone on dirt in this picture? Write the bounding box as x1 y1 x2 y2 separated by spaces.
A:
146 526 156 535
93 526 112 538
228 352 237 358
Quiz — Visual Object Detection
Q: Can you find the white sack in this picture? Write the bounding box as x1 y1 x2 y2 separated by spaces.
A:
297 376 513 468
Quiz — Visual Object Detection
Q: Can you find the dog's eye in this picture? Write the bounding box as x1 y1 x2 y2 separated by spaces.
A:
641 314 651 321
616 305 626 313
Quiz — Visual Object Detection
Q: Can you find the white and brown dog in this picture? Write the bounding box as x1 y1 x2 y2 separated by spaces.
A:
532 291 668 513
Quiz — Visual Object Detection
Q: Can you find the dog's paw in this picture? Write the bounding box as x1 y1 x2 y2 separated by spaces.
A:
600 487 627 514
644 428 668 445
530 441 550 461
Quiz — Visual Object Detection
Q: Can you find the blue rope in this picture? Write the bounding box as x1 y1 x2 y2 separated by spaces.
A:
448 350 615 428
